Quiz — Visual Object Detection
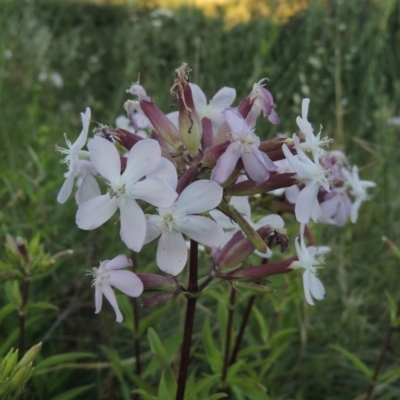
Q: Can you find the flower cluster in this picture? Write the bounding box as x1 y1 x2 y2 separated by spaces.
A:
57 64 375 321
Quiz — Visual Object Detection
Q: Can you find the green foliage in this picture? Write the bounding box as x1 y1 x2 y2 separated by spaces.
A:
0 0 399 399
0 343 41 399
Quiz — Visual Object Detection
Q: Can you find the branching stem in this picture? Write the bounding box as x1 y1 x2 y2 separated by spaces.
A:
176 240 198 400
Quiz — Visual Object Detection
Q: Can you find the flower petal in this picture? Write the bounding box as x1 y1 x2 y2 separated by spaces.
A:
75 107 91 150
189 83 207 109
242 146 271 183
302 269 314 305
88 137 121 183
309 274 325 301
254 214 285 230
144 215 163 244
101 284 124 322
76 195 118 230
224 108 249 136
108 270 144 297
124 139 161 183
75 173 101 206
157 231 188 276
178 215 225 247
147 157 178 190
132 177 177 208
295 181 320 224
209 87 236 112
211 142 241 184
175 180 223 214
94 285 103 314
120 198 146 252
57 172 75 204
105 255 133 271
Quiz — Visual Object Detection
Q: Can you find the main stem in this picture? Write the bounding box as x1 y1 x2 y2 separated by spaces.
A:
176 240 198 400
131 252 141 400
365 301 400 400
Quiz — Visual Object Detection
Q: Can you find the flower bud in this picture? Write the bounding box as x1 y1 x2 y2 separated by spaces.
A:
141 289 179 307
226 172 296 196
1 349 18 379
17 342 42 369
9 363 32 391
201 118 213 150
138 98 183 150
111 127 144 151
201 140 230 168
136 273 178 291
176 164 200 195
216 226 273 271
233 281 275 293
224 258 295 280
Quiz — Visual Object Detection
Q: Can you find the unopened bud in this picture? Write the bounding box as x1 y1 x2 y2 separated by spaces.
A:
112 127 144 150
136 273 178 291
2 349 18 379
201 140 229 168
226 172 296 196
139 99 183 150
176 164 200 195
9 363 32 391
141 288 180 307
233 281 275 294
223 258 295 280
17 342 42 369
178 82 202 155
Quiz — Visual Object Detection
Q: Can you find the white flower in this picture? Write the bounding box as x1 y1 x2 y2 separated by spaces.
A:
290 225 330 305
296 98 333 161
343 166 376 223
88 255 143 323
76 138 178 252
167 83 236 136
282 135 330 223
144 180 224 276
57 108 98 204
211 109 276 184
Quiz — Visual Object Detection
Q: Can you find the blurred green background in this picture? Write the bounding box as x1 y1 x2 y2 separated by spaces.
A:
1 0 400 398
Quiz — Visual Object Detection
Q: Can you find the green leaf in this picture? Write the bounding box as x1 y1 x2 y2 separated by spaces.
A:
252 306 269 342
202 395 228 400
158 367 177 400
184 374 221 399
35 352 97 370
256 342 290 376
50 384 95 400
0 303 17 324
138 304 170 337
201 317 223 374
379 366 400 382
232 378 270 400
131 389 158 400
384 291 398 323
26 301 58 312
330 344 372 379
101 346 131 400
147 327 169 365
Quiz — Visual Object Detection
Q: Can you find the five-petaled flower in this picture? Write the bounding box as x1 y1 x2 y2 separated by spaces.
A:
89 255 143 322
211 109 276 184
76 137 178 252
144 180 224 276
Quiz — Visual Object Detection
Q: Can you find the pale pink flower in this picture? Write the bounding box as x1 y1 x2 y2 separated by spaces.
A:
296 98 333 162
319 188 352 226
88 255 143 322
282 136 330 223
57 108 99 204
167 83 236 136
144 180 224 276
248 79 280 125
343 166 376 223
76 137 178 252
290 225 330 305
211 109 276 184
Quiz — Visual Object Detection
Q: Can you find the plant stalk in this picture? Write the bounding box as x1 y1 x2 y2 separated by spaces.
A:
18 279 30 361
176 240 198 400
221 287 236 382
